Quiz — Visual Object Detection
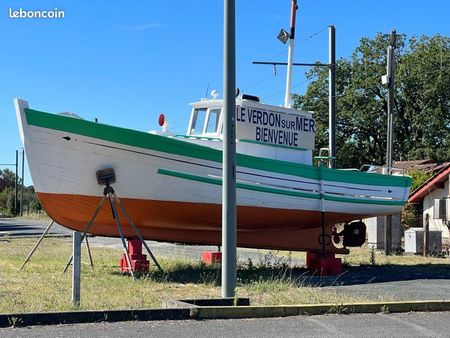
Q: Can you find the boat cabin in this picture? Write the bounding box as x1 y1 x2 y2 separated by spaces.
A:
178 95 315 165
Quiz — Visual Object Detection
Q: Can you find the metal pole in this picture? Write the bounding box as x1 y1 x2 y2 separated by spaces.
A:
253 61 330 68
222 0 237 298
108 192 135 280
14 150 18 216
384 215 392 255
20 149 25 216
114 193 163 272
20 220 55 270
72 231 81 307
85 236 94 269
424 213 429 257
384 30 396 256
284 0 297 108
387 46 395 170
63 195 106 273
328 25 336 169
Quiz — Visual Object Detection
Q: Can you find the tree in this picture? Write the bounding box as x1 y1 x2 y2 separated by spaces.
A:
0 168 19 188
293 33 450 168
0 169 41 216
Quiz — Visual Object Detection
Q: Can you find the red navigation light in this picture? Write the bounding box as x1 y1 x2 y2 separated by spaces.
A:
158 113 165 127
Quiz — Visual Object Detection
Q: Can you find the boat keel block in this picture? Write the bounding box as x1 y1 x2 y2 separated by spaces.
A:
306 252 342 276
119 239 149 273
201 251 222 265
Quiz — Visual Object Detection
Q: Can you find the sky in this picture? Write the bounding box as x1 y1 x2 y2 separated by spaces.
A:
1 0 449 186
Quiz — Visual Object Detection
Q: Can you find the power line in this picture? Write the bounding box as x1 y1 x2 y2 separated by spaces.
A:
241 27 329 93
266 26 328 62
263 78 312 102
242 73 275 92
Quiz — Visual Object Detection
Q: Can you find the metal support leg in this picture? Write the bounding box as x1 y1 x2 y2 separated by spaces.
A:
61 183 160 279
85 236 94 269
20 220 55 270
113 193 163 272
63 196 106 273
108 192 135 280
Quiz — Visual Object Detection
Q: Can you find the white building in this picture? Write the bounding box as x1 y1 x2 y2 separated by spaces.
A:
408 164 450 244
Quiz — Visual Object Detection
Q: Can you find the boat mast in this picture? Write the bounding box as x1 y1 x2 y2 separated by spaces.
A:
284 0 298 108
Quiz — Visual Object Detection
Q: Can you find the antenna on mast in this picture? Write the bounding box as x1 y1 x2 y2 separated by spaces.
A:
204 82 210 99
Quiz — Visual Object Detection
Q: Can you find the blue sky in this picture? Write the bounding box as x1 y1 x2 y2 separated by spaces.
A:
1 0 449 185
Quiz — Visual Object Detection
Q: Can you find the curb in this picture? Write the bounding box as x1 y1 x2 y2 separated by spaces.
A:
0 308 191 328
191 300 450 319
1 300 450 328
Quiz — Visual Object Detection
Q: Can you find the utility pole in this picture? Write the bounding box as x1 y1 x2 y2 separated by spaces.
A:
20 149 25 216
382 29 396 255
222 0 237 298
328 25 336 168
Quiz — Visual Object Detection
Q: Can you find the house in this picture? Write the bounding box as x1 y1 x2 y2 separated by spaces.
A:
408 163 450 244
366 160 449 249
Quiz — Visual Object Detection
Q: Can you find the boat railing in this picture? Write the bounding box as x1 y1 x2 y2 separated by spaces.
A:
314 147 335 167
174 134 222 142
359 164 404 176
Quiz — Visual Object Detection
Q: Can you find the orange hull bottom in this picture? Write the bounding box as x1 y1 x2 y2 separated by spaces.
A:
38 192 352 254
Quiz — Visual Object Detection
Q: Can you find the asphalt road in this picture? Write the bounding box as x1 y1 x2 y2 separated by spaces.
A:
0 217 69 237
1 312 449 338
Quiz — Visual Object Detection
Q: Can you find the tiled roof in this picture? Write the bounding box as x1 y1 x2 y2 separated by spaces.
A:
408 163 450 203
394 159 445 173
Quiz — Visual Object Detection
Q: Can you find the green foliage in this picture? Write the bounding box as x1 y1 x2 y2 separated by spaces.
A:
400 170 433 229
401 202 422 229
293 33 450 168
0 169 41 216
0 168 20 188
0 187 15 215
407 170 433 192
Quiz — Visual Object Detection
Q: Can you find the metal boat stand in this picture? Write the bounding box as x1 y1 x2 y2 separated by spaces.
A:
20 220 94 270
62 182 163 280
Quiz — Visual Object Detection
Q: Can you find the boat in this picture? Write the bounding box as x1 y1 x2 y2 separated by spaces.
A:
14 94 411 255
13 1 411 255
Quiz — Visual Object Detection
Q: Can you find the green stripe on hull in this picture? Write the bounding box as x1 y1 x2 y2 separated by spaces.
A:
157 169 406 206
25 108 412 188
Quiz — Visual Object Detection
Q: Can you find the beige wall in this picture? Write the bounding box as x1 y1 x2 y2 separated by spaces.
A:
422 177 450 242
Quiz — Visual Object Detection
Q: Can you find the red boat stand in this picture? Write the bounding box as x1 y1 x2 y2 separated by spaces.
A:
119 239 149 273
201 251 222 265
306 252 342 276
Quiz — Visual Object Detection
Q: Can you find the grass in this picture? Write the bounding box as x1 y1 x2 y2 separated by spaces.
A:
0 238 449 314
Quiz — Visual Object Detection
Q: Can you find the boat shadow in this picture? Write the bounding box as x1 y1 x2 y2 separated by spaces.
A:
323 263 450 287
133 262 450 287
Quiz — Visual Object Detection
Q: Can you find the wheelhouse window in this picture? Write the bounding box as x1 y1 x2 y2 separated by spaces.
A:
188 107 222 136
189 108 207 135
205 109 221 134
